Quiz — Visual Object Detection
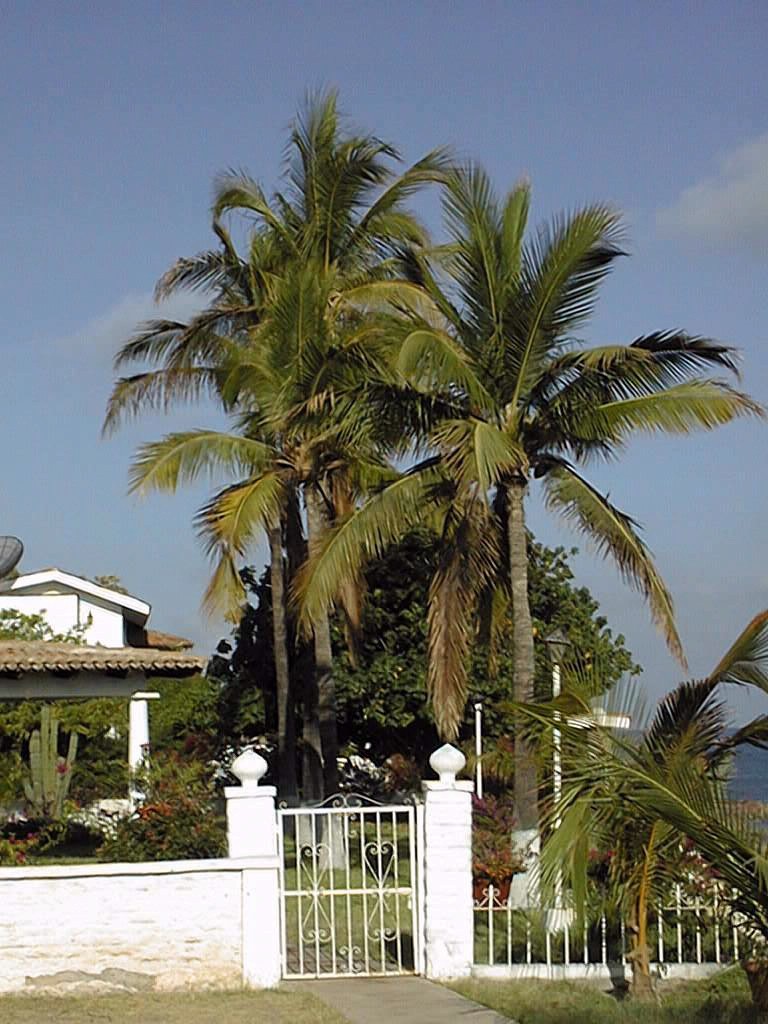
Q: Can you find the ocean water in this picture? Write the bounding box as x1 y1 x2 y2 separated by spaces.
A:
731 744 768 802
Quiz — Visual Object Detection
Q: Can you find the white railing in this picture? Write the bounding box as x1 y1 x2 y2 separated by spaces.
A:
473 882 750 976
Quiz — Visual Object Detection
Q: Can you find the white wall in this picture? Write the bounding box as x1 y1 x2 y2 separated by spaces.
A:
0 589 125 646
0 856 281 993
0 592 81 639
79 595 126 647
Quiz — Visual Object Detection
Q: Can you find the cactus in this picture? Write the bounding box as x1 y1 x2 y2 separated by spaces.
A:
22 706 78 819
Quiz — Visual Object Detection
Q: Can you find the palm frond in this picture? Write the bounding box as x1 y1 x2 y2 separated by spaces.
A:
212 170 298 253
534 333 742 406
441 164 504 343
295 461 446 631
113 319 192 368
102 368 221 435
542 461 685 666
428 515 485 739
346 147 453 255
708 610 768 691
509 205 625 405
196 472 286 559
201 548 247 622
644 679 729 762
153 248 249 302
585 379 764 439
341 279 441 319
396 328 491 408
128 431 275 495
709 715 768 766
500 179 531 286
431 418 527 496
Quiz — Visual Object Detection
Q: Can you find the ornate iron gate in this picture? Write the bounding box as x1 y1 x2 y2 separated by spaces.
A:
278 796 422 978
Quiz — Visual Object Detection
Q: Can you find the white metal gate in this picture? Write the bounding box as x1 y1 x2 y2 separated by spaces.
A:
278 795 422 978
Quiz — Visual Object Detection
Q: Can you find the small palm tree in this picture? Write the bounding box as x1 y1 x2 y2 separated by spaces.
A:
532 611 768 1001
299 166 764 833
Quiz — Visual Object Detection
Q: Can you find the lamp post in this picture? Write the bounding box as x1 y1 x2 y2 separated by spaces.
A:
473 699 483 799
544 628 570 921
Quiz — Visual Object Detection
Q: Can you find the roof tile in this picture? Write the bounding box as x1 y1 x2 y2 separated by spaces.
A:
0 642 206 677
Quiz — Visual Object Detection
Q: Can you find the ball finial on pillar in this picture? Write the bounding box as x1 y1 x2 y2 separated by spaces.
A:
231 748 268 790
429 743 466 786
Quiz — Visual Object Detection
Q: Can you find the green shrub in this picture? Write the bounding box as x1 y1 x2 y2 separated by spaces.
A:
97 753 226 862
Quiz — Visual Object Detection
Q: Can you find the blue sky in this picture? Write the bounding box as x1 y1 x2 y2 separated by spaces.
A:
1 1 766 720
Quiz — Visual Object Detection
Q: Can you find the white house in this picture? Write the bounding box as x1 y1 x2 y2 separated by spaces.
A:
0 568 171 649
0 568 206 799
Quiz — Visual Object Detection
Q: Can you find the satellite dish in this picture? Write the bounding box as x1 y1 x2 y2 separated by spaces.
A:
0 537 23 579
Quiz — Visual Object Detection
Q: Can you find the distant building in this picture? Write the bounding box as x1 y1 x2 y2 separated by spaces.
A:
0 568 191 651
0 568 203 802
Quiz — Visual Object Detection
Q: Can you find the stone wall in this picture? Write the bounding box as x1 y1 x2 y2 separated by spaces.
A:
0 856 280 994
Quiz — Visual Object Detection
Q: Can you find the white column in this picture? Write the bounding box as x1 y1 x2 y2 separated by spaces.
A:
422 743 474 980
474 702 484 800
128 691 159 807
546 660 572 931
225 749 281 988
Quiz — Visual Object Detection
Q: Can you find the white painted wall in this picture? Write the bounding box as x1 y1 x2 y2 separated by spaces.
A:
0 592 81 639
79 595 126 646
0 857 281 993
0 589 125 646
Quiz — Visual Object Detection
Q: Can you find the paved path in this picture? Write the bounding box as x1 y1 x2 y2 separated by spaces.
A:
289 977 512 1023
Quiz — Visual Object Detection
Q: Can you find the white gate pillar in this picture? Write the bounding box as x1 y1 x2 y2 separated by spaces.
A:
422 743 474 980
225 749 281 988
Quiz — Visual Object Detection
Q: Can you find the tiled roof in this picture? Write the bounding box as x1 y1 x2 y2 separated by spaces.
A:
143 630 195 651
0 643 206 677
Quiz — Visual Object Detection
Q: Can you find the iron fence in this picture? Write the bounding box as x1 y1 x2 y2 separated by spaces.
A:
473 882 751 973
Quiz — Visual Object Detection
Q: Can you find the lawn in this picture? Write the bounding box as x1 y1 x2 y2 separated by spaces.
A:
0 988 346 1024
450 971 758 1023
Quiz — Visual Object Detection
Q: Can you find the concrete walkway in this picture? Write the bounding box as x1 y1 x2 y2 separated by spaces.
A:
290 977 512 1023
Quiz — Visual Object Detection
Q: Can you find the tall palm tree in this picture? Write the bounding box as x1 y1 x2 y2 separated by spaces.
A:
107 91 450 798
299 166 763 832
104 206 306 796
534 611 768 1003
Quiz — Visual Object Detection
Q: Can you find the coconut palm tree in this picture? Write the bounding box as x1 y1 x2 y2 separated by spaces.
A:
106 91 450 798
103 203 309 795
298 166 764 833
532 611 768 1004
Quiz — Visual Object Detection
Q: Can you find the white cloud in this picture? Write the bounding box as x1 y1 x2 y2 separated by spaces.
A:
657 133 768 252
53 291 203 359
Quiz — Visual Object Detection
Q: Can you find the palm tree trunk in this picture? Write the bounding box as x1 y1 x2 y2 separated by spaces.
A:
305 485 339 796
743 959 768 1017
629 891 654 1000
285 486 322 802
506 479 538 835
268 522 297 800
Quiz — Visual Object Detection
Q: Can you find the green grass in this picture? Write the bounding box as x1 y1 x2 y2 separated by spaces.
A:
0 988 346 1024
450 971 758 1023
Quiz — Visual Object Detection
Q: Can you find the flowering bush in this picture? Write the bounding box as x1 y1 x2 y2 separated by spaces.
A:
97 754 226 862
383 753 421 796
337 753 387 796
472 794 524 894
334 751 421 799
0 834 38 865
